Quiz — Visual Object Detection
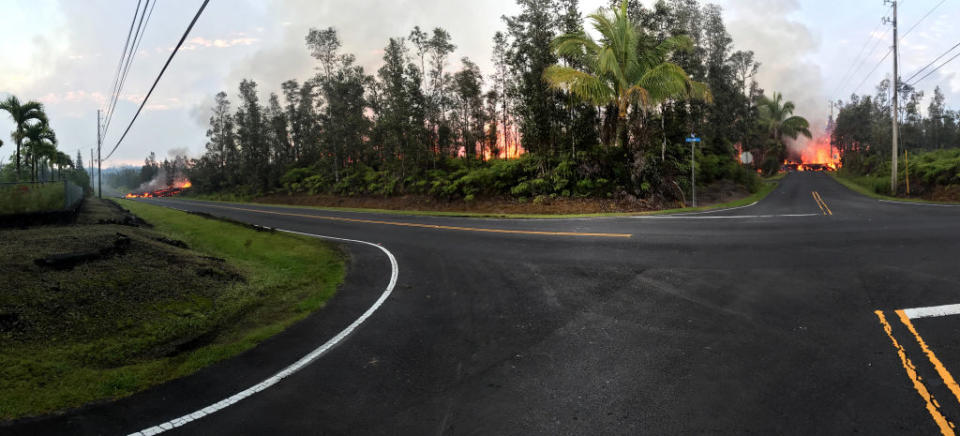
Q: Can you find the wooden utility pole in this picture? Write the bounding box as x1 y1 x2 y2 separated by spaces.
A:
97 110 102 199
886 0 900 194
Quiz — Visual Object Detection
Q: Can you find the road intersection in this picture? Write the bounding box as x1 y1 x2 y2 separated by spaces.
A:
8 172 960 435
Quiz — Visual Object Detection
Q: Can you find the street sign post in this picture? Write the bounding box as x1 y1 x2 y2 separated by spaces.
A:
686 135 701 207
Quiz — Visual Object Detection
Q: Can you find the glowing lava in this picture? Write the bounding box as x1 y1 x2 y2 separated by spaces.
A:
126 179 192 198
786 136 841 171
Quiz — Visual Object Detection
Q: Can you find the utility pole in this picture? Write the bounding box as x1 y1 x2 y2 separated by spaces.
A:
885 0 900 194
97 110 102 199
686 134 701 208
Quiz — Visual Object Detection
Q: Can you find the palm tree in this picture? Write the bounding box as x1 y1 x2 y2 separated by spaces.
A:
23 123 56 182
53 151 72 181
543 0 710 148
757 91 812 166
0 96 47 181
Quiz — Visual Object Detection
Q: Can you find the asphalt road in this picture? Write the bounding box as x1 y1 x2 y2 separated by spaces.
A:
8 172 960 435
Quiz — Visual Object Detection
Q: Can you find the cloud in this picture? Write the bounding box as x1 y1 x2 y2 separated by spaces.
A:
724 0 828 146
180 36 260 51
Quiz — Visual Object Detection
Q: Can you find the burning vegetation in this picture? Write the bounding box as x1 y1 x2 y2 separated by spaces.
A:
783 136 841 172
125 180 192 198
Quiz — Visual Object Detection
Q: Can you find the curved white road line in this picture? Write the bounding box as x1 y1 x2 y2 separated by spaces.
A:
130 229 399 436
668 201 759 216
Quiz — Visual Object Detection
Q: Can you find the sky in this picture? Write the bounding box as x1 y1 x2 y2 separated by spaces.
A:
1 0 958 169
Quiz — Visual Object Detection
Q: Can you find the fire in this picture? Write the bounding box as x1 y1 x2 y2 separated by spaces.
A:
457 121 526 160
785 136 841 172
125 179 192 199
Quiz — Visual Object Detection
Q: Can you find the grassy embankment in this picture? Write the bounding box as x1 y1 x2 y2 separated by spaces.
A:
0 199 344 420
0 183 64 215
831 149 960 204
185 178 780 219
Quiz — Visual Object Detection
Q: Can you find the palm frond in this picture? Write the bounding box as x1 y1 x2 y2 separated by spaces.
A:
543 65 614 106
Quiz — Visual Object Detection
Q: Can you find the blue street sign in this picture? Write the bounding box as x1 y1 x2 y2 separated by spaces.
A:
686 137 701 143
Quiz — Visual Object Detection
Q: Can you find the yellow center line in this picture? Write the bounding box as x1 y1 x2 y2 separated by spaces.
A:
818 192 833 216
875 310 956 435
194 203 633 239
811 191 833 216
897 310 960 407
811 191 825 215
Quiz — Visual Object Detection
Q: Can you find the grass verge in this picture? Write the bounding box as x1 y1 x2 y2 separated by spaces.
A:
830 172 960 205
184 180 780 220
0 199 344 420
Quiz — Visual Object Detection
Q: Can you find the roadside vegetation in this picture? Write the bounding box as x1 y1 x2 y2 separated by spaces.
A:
833 81 960 201
0 183 65 215
177 0 808 213
0 95 89 188
0 199 344 420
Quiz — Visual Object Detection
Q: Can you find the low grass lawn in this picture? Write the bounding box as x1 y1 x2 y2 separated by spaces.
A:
0 199 344 420
0 183 64 215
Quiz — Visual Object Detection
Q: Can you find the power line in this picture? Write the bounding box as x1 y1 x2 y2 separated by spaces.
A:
844 0 942 98
105 0 210 161
842 28 891 97
854 49 892 94
103 0 156 139
102 0 142 119
903 41 960 84
909 48 960 86
832 22 884 97
900 0 946 41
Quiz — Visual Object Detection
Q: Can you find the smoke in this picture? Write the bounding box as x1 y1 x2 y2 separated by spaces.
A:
724 0 828 152
134 148 192 193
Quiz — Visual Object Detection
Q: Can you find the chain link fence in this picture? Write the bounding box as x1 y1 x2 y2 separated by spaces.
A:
0 181 85 216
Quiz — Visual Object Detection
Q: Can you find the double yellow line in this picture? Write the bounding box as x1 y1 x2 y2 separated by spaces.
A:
812 191 833 216
876 310 960 435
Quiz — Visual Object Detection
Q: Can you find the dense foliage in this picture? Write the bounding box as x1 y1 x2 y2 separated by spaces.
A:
833 81 960 194
189 0 799 203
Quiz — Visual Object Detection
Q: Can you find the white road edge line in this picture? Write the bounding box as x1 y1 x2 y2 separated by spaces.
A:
634 213 819 220
879 199 960 207
129 229 399 436
669 201 759 216
902 303 960 320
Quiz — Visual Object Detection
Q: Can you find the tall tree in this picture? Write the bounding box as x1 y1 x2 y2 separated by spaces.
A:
0 96 47 180
757 91 812 171
544 0 708 148
504 0 561 156
23 123 56 183
235 79 269 191
306 27 342 81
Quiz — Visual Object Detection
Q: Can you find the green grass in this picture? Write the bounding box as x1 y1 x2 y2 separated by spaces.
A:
0 183 65 215
0 200 344 420
831 172 960 205
183 180 780 220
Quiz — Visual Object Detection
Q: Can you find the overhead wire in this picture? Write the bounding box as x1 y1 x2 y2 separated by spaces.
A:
103 0 156 139
104 0 210 161
102 0 143 121
908 48 960 86
831 22 884 98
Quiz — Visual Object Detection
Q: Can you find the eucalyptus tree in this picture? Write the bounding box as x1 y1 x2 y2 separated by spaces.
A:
0 96 48 180
543 0 709 148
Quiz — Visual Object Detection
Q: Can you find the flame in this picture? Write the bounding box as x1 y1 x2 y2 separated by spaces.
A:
457 121 526 160
125 179 192 199
784 136 841 172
